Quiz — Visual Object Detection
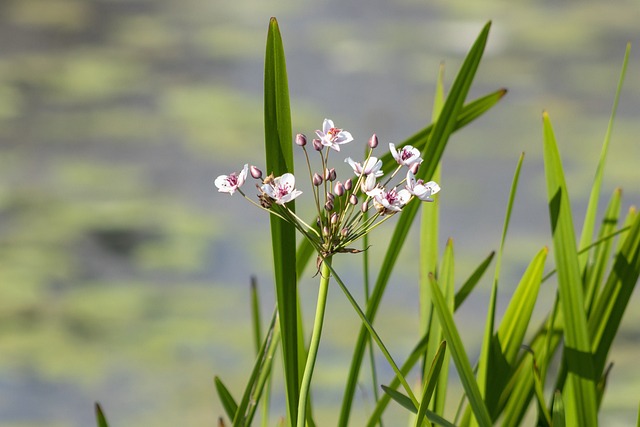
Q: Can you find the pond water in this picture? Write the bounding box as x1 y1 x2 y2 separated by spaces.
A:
1 0 639 425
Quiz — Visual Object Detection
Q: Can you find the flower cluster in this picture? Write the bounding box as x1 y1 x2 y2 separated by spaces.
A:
215 118 440 260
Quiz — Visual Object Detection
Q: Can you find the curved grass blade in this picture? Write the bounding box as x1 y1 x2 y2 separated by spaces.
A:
215 376 239 422
95 402 109 427
382 385 418 413
415 341 447 427
429 274 492 427
455 251 495 310
338 22 493 426
578 43 631 269
264 17 300 424
542 111 597 426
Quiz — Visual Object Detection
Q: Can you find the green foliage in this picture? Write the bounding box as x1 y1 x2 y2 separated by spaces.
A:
208 16 639 427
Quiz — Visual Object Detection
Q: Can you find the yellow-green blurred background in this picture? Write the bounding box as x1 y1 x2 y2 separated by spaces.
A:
1 0 639 425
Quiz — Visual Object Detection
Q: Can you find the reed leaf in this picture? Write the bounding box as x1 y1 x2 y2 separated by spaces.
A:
95 403 109 427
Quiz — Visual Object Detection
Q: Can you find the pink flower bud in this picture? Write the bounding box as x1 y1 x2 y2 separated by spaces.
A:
295 133 307 147
313 173 323 186
329 168 337 181
368 134 379 149
349 194 358 205
334 181 344 196
344 178 352 191
410 162 420 175
361 200 369 213
341 227 349 237
312 138 323 151
324 168 331 180
331 212 339 224
326 192 335 202
325 200 334 211
250 165 262 179
323 226 330 236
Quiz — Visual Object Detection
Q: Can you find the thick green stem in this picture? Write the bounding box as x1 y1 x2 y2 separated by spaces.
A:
297 257 332 427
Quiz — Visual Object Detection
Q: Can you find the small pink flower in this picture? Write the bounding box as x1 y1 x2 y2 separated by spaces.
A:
360 173 380 197
345 156 383 177
315 118 353 151
215 164 248 195
405 170 440 202
373 187 411 214
389 143 423 167
261 173 303 205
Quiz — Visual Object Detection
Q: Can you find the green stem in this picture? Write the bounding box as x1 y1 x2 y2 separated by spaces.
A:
297 256 332 427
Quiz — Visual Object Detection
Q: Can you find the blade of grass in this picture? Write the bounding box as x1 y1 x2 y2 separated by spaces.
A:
429 273 492 427
95 403 109 427
474 152 525 423
233 310 278 427
455 251 495 310
542 111 597 426
415 341 447 427
264 17 300 424
338 22 493 426
578 43 631 270
552 391 566 427
215 376 239 422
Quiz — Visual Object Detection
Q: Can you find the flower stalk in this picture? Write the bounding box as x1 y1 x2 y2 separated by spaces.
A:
297 256 332 427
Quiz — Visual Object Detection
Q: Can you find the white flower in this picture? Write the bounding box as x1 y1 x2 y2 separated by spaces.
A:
215 164 249 195
373 187 411 214
405 170 440 202
361 173 381 197
389 143 423 167
261 173 303 205
315 118 353 151
345 156 383 177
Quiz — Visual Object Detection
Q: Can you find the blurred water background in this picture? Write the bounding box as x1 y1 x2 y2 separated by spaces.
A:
1 0 640 425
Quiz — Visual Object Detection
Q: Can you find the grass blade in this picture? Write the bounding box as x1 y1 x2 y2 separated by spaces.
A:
578 43 631 269
455 251 495 310
95 402 109 427
215 376 239 422
542 111 597 426
263 17 300 424
415 341 447 427
552 391 566 427
429 273 492 427
338 22 493 426
382 385 418 414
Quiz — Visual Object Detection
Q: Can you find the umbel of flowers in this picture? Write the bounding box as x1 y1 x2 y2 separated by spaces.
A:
215 118 440 263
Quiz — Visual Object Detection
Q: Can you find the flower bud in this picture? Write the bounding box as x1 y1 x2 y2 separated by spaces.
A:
325 200 334 211
341 227 349 237
323 226 330 236
324 168 331 180
329 168 337 181
312 138 323 151
313 173 323 186
334 181 344 196
368 134 379 149
361 200 369 213
330 212 339 224
349 194 358 205
295 133 307 147
410 162 420 175
250 165 262 179
344 178 352 191
326 192 335 202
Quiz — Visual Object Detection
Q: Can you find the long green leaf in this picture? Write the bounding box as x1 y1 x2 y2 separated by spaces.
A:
338 22 493 426
578 43 631 269
415 341 447 427
233 310 278 427
429 274 492 427
215 376 239 422
542 111 597 426
263 17 299 424
95 402 109 427
552 391 566 427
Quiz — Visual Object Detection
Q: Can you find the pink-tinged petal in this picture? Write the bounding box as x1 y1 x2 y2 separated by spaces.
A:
323 118 333 134
389 143 400 162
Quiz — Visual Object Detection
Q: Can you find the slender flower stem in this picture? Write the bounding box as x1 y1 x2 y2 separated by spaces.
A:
297 256 332 427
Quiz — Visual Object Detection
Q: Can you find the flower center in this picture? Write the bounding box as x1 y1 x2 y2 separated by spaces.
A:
227 173 239 186
327 127 342 142
400 149 413 161
275 183 292 198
